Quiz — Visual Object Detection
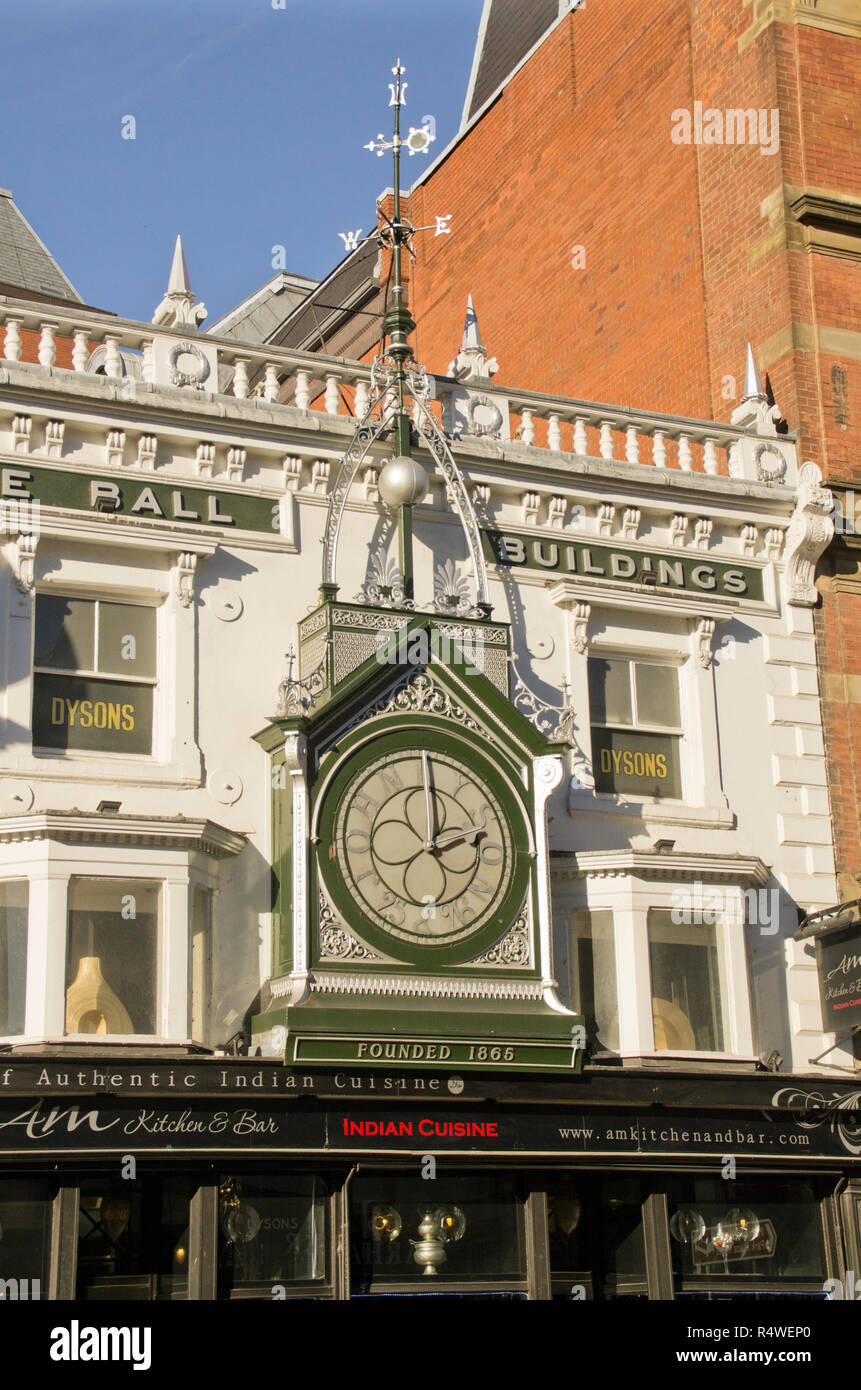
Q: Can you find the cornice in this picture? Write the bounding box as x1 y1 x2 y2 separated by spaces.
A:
0 812 247 858
551 849 771 884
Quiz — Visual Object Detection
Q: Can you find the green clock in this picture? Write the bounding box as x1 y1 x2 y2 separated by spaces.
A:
316 727 531 967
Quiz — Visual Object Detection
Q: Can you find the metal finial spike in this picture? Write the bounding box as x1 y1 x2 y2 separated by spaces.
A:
741 343 766 402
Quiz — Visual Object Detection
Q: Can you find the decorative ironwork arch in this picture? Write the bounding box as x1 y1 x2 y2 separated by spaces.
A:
321 362 490 610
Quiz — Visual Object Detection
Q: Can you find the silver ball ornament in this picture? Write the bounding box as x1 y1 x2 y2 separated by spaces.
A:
378 455 428 509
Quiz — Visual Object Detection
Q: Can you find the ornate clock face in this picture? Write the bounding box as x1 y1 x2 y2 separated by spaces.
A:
325 742 519 955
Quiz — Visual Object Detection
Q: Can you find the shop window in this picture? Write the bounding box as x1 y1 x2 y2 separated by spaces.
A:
217 1175 328 1298
66 879 160 1036
667 1177 828 1294
32 594 156 754
0 882 28 1036
548 1176 648 1300
0 1178 53 1292
588 656 682 798
648 908 724 1051
76 1175 192 1300
350 1172 526 1294
571 909 618 1052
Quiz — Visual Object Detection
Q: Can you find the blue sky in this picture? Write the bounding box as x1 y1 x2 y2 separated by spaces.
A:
4 0 483 323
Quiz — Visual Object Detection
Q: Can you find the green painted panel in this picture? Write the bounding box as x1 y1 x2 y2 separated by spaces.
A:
481 527 764 601
291 1036 582 1073
1 463 276 534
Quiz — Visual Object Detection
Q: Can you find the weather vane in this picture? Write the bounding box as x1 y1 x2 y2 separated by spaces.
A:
319 60 490 621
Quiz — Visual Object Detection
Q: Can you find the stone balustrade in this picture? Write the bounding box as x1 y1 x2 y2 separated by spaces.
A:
0 295 798 488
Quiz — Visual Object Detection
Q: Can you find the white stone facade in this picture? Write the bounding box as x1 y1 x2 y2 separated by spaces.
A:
0 294 843 1076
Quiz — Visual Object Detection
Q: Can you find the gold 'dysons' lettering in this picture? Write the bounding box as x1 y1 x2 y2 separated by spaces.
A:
50 698 135 731
600 748 668 778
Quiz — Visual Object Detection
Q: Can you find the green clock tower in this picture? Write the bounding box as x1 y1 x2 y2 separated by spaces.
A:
253 63 582 1074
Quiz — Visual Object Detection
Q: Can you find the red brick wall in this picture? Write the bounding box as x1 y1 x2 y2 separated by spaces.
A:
386 3 861 879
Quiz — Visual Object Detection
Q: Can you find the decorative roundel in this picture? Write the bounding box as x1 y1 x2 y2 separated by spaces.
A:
168 341 211 390
208 770 243 805
754 443 787 484
0 779 34 813
467 395 503 439
210 591 244 623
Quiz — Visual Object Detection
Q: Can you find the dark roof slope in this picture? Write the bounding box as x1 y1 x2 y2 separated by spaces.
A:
464 0 560 124
0 188 82 302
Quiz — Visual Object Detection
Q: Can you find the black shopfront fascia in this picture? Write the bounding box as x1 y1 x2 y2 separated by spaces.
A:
0 1059 858 1301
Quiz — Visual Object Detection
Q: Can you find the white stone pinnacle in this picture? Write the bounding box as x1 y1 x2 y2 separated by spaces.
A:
742 343 766 402
168 235 191 296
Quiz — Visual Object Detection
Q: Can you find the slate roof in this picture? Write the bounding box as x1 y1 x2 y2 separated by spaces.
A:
207 272 318 345
463 0 562 125
0 188 82 302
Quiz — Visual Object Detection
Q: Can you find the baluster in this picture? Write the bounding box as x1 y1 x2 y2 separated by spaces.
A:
703 437 719 475
599 421 614 460
354 379 370 418
652 430 667 468
103 335 122 378
232 358 250 399
38 322 58 368
573 417 588 455
625 426 640 463
263 363 280 402
142 340 155 383
677 433 692 471
72 330 89 372
324 373 341 414
294 370 311 410
520 408 535 445
547 413 562 451
3 318 22 362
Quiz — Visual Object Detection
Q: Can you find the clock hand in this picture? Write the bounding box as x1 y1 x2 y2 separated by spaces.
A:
421 751 434 850
431 822 484 850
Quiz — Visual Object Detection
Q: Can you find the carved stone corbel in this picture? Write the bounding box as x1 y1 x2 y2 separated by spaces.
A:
783 461 834 607
173 552 198 608
693 616 716 669
14 533 37 593
571 601 591 655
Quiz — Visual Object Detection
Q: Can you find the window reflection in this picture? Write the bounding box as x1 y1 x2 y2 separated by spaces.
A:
667 1178 827 1287
217 1174 327 1296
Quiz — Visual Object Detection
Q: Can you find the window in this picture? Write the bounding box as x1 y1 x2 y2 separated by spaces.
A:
648 908 724 1051
218 1175 328 1298
66 878 160 1036
349 1172 525 1294
0 882 28 1036
76 1175 193 1301
0 1179 54 1291
191 887 212 1046
667 1177 827 1293
588 656 682 797
571 910 618 1052
32 594 156 754
548 1176 648 1300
